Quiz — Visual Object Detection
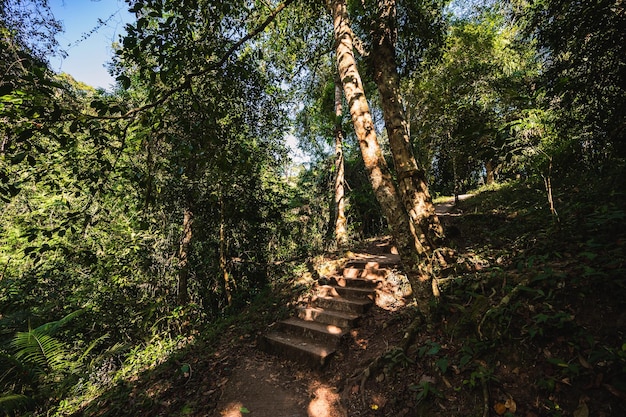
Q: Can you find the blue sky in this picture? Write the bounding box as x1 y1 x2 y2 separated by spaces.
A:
48 0 134 90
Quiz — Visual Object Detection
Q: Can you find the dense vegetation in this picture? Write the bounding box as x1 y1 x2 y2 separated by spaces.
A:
1 0 624 415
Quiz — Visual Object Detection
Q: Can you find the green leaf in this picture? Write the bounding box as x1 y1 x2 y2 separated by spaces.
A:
426 344 440 356
35 310 84 335
11 152 27 164
240 407 250 414
11 330 69 373
436 358 449 374
117 74 131 90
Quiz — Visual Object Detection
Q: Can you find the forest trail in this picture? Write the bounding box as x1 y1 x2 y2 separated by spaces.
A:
215 245 401 417
434 193 474 215
215 199 460 417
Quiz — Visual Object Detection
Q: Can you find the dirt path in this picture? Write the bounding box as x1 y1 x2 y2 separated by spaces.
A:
216 350 346 417
435 193 474 215
215 332 349 417
215 199 468 417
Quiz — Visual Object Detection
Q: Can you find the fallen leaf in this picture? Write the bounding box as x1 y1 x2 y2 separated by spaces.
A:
494 402 507 415
578 354 592 369
573 402 588 417
419 375 436 384
240 406 250 414
505 397 517 413
603 383 626 400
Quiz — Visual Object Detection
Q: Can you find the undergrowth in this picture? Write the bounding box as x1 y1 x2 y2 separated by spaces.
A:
404 178 626 416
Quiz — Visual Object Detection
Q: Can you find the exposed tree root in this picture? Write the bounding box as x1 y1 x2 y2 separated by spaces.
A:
477 276 530 339
480 372 489 417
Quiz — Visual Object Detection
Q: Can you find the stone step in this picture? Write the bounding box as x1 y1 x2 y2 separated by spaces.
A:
345 261 382 269
277 317 346 344
345 254 400 268
317 284 375 301
324 275 379 289
343 267 388 280
312 295 372 314
297 306 360 328
260 332 336 368
260 250 404 368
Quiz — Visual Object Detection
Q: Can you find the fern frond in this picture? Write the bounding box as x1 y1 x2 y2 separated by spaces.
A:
0 392 34 414
77 333 109 366
11 329 70 373
0 351 33 387
34 309 84 335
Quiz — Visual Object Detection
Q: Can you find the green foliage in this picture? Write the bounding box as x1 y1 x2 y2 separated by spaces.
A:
409 380 443 404
0 310 99 414
406 8 541 194
515 0 626 161
1 0 303 412
348 0 448 76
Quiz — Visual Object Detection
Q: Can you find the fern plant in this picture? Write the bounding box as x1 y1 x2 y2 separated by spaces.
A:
0 310 88 415
11 328 74 374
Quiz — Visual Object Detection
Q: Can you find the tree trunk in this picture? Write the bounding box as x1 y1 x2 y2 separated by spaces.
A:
453 154 459 205
219 186 233 306
334 71 348 248
177 207 193 305
368 0 444 256
485 160 495 185
329 0 433 318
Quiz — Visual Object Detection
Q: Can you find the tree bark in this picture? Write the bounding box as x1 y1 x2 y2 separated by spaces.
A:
368 0 444 256
334 71 348 248
177 207 193 305
329 0 433 318
219 186 233 306
485 160 495 185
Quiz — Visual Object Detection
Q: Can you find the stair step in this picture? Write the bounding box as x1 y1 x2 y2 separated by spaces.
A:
318 284 375 300
277 317 346 344
345 261 381 269
326 276 379 289
260 332 336 368
312 295 372 314
343 267 388 280
297 306 360 328
346 255 400 268
260 251 403 368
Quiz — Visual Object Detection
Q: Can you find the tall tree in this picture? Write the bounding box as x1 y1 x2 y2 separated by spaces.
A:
365 0 445 254
406 10 540 191
333 71 348 247
329 0 436 319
